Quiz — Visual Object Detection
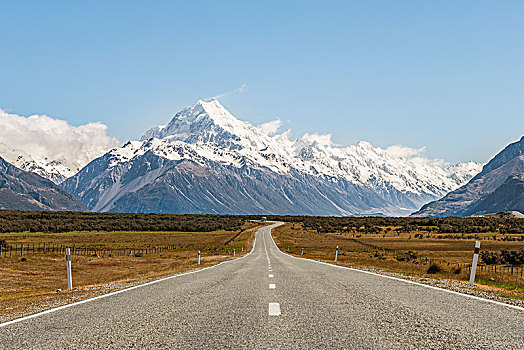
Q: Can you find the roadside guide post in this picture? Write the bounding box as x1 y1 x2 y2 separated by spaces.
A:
198 250 201 265
66 248 73 290
335 246 339 262
468 241 481 286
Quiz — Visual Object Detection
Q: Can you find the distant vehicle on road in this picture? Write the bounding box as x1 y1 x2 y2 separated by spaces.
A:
261 216 267 222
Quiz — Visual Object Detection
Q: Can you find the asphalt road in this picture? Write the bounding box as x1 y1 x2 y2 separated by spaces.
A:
1 222 523 349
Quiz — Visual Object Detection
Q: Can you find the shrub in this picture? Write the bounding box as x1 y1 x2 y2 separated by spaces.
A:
427 262 443 274
481 249 524 266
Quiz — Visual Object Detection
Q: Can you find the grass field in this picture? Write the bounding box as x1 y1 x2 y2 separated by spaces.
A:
0 221 262 320
272 223 524 299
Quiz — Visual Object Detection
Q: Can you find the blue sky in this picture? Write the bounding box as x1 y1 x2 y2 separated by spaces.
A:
1 1 523 163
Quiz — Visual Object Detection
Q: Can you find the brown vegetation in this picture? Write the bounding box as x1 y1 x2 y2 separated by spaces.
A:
272 222 524 299
0 221 261 321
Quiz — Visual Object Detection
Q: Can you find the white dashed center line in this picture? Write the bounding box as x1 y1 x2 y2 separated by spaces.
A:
269 274 274 278
269 303 281 316
269 283 276 289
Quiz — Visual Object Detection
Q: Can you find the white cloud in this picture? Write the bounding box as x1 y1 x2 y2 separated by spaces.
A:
0 108 120 171
385 144 426 158
212 83 249 99
234 83 248 94
257 119 282 136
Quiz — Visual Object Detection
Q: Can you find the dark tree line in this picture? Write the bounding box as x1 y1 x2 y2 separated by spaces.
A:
0 210 245 233
1 210 523 235
253 215 524 235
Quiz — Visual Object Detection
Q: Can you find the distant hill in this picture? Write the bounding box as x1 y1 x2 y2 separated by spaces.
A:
412 136 524 217
0 156 87 211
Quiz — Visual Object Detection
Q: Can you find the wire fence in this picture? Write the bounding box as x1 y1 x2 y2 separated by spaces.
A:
0 242 240 259
344 237 524 279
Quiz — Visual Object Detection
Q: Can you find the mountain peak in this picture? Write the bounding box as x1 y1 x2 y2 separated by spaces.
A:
140 99 271 151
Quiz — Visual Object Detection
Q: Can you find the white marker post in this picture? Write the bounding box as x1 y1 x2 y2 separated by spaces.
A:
335 246 339 262
66 248 72 290
198 250 201 265
469 241 481 286
234 249 236 257
301 248 304 256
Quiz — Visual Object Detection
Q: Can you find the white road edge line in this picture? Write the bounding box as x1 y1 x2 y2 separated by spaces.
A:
0 223 280 328
269 283 276 289
268 302 281 316
267 222 524 312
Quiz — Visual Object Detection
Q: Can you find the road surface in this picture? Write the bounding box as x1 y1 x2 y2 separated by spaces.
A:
1 222 523 349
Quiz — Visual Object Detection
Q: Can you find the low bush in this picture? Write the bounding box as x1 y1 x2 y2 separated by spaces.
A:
481 249 524 266
427 262 443 274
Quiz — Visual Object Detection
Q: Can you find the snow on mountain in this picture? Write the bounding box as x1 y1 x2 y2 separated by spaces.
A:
0 108 120 183
63 98 483 215
118 98 481 202
0 143 77 183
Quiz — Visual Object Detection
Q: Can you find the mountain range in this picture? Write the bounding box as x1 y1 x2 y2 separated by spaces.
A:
0 143 77 184
0 155 86 211
58 99 481 215
413 136 524 217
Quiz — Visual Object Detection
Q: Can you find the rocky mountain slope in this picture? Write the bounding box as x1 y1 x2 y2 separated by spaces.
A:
0 156 87 211
463 173 524 216
63 99 482 215
412 136 524 217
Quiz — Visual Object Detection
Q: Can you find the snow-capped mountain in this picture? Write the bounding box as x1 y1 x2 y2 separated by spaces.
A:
0 155 86 211
0 143 78 183
64 99 482 215
0 107 120 184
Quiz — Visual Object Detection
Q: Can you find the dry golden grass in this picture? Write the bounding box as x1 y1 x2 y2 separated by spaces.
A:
0 222 262 319
273 223 524 299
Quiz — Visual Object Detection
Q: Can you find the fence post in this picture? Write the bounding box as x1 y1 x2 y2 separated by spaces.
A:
66 248 73 290
335 246 339 262
21 244 23 256
468 241 480 286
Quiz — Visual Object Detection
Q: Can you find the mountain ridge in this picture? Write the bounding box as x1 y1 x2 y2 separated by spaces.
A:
0 156 87 211
412 136 524 217
63 99 482 215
